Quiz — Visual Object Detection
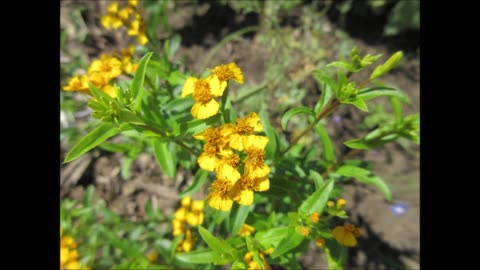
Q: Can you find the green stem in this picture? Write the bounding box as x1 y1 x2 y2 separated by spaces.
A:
231 83 267 105
220 85 230 123
137 124 199 157
283 97 341 154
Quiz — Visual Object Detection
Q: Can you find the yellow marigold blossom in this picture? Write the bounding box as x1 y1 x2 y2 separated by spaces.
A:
63 75 90 93
206 177 237 211
101 84 117 98
128 0 139 8
216 149 241 181
327 201 335 208
311 212 320 223
210 62 244 89
182 75 225 119
61 234 88 270
65 261 81 270
238 223 255 236
146 250 158 263
88 55 122 81
177 230 194 253
172 218 186 236
315 238 325 247
101 2 123 29
243 251 271 270
298 226 309 237
186 200 205 226
332 224 361 247
230 175 269 205
127 14 149 45
181 196 192 208
221 112 263 151
197 144 221 172
336 198 347 208
243 136 270 179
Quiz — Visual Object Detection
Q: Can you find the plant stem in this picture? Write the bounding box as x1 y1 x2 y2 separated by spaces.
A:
138 124 199 157
283 98 341 154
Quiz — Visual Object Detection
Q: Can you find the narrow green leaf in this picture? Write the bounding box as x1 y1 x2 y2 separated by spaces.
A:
298 179 334 216
326 61 353 71
176 249 215 264
389 97 403 123
370 51 403 80
64 123 120 163
179 169 209 197
132 52 154 110
308 170 325 190
281 106 314 130
246 236 265 269
270 227 304 258
313 70 337 91
231 205 254 235
357 87 409 103
198 226 234 254
255 227 289 248
315 83 334 114
336 165 392 201
343 99 369 112
151 139 177 179
88 83 113 102
343 138 371 150
312 122 335 163
99 142 134 153
121 156 134 180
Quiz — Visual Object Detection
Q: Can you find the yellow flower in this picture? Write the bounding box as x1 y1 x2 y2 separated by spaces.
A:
181 196 192 208
182 75 226 119
88 55 122 81
146 250 158 263
64 260 81 270
206 178 236 211
230 175 269 205
298 226 309 237
315 238 325 247
332 224 361 247
128 0 139 8
210 62 244 89
174 206 188 221
336 198 347 208
101 84 117 98
172 218 186 236
186 200 205 226
128 14 149 45
327 201 335 208
221 112 263 151
61 236 77 248
311 212 320 223
178 230 194 252
243 136 270 179
238 223 255 236
63 75 90 94
243 251 271 270
216 149 241 181
100 2 123 30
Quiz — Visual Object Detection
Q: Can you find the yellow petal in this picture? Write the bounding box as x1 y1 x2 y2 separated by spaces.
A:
254 176 269 191
197 153 216 171
206 193 233 211
174 207 188 220
229 62 244 84
107 2 118 13
191 99 219 119
243 135 269 150
100 16 111 29
138 33 149 45
181 196 191 207
101 85 117 98
245 163 270 179
235 188 254 205
245 112 263 132
181 77 197 97
217 163 241 182
332 226 357 247
186 212 204 226
229 134 244 151
207 75 225 97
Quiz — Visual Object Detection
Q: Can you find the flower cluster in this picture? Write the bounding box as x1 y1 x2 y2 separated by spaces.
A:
182 63 243 119
100 0 148 45
243 248 273 270
238 223 255 237
172 196 205 253
193 112 270 211
63 50 137 98
60 229 89 270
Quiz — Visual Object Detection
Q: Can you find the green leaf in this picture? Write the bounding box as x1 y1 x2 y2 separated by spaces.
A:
370 51 403 80
270 227 304 258
99 142 134 153
255 227 289 248
88 83 113 102
281 106 314 130
343 99 369 112
315 83 334 114
246 236 265 269
312 122 335 163
308 170 325 191
121 156 134 180
167 70 187 86
132 52 154 111
176 249 215 264
298 179 334 216
326 61 353 71
178 169 209 197
198 226 237 264
313 70 337 91
336 165 392 201
389 97 403 123
64 123 121 163
357 87 409 103
151 139 177 179
231 205 254 235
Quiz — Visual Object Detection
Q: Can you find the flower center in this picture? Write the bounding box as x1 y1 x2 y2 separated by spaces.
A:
213 65 234 82
235 118 254 134
192 80 213 104
211 179 232 198
240 177 255 190
246 149 265 168
223 153 240 168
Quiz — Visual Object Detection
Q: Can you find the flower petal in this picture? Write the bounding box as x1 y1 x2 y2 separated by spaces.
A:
254 176 269 191
181 77 197 97
332 226 357 247
207 75 226 97
243 135 269 150
191 99 219 119
197 152 216 171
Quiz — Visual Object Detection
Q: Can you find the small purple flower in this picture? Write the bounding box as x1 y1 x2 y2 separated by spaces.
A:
333 115 342 124
390 202 409 216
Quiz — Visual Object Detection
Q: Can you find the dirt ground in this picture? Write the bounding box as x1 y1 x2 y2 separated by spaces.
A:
61 1 419 269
